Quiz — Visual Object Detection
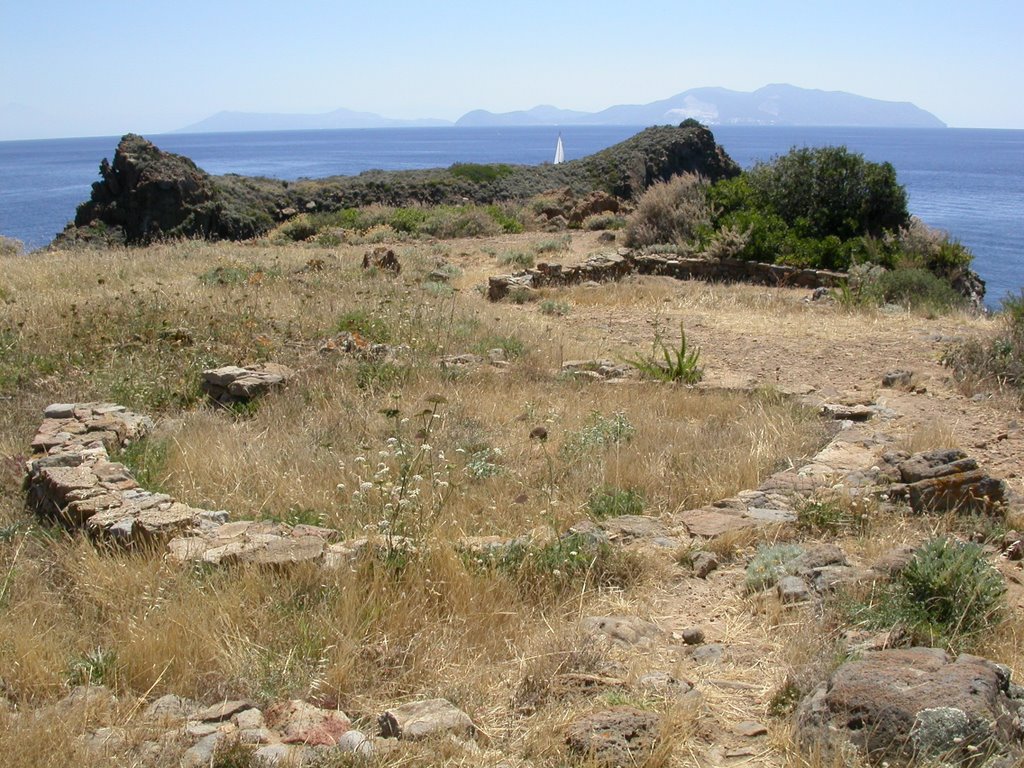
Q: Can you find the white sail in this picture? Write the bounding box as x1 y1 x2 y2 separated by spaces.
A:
553 134 564 164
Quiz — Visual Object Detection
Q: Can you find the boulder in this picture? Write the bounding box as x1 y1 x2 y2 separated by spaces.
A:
796 648 1024 764
884 449 1007 515
565 707 662 766
378 698 475 740
201 363 295 405
362 246 401 273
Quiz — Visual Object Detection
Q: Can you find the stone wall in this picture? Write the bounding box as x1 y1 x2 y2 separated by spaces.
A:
487 249 847 300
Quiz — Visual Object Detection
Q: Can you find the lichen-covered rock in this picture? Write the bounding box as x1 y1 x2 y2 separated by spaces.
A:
883 448 1007 514
796 648 1024 765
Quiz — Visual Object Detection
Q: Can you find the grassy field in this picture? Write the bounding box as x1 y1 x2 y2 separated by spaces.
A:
0 230 1020 767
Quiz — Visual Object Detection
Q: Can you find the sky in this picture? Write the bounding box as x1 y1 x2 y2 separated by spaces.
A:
1 0 1022 140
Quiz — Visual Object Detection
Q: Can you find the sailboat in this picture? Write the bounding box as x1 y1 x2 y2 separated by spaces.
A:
553 133 564 164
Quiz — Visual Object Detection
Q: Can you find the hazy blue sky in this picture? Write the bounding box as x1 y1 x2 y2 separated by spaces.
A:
2 0 1021 139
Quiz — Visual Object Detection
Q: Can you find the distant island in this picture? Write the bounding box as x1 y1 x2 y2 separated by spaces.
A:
174 84 945 134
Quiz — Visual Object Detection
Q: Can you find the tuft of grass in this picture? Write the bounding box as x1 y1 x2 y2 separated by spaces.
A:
539 299 570 317
498 251 535 269
336 309 391 343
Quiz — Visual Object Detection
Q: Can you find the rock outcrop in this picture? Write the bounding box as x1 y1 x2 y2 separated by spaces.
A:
201 363 295 406
55 123 740 246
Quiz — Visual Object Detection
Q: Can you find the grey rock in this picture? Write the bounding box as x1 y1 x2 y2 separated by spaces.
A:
379 698 475 740
691 550 719 578
690 643 725 665
144 693 199 724
181 733 224 768
777 575 811 603
336 729 376 755
680 626 705 645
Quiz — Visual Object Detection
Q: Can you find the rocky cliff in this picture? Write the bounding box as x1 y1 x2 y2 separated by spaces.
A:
56 122 740 246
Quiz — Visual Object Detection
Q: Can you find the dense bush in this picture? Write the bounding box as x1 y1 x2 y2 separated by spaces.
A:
624 173 710 248
743 145 909 240
843 537 1005 652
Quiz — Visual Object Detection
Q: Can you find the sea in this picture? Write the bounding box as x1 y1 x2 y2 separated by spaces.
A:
0 125 1020 307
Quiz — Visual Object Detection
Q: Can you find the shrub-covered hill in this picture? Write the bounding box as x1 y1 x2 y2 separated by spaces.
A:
58 121 739 245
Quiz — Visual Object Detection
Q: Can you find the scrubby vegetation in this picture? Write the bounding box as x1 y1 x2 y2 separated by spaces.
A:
944 289 1024 398
622 144 977 311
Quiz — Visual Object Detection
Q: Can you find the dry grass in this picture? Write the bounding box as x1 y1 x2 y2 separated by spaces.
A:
2 233 1018 766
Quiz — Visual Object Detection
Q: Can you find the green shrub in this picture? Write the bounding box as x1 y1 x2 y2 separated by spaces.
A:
746 145 909 240
846 537 1005 652
485 204 525 234
449 162 515 183
842 267 965 314
745 544 805 592
588 487 645 519
336 309 390 342
277 214 318 242
388 207 429 233
624 173 710 248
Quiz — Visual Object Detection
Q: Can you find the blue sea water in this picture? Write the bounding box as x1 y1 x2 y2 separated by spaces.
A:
0 125 1021 306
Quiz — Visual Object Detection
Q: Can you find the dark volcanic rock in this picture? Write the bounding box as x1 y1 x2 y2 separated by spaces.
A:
796 648 1024 765
68 134 222 243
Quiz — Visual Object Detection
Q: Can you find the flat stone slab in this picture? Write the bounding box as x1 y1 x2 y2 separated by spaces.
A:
201 362 295 405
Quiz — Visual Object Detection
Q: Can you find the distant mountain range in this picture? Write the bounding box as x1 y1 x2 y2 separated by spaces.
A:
173 84 945 134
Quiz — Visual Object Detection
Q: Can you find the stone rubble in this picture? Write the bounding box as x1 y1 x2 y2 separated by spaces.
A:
24 403 225 545
201 362 295 406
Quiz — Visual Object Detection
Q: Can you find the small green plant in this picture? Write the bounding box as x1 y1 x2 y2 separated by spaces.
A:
498 251 535 269
534 236 571 254
276 215 318 242
625 322 703 384
842 537 1006 652
336 309 391 343
744 543 804 593
588 486 645 519
199 263 280 286
463 446 503 479
211 739 264 768
112 438 168 492
472 334 526 359
68 647 119 687
449 162 515 183
539 299 570 317
795 498 861 535
562 411 636 458
355 361 408 391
